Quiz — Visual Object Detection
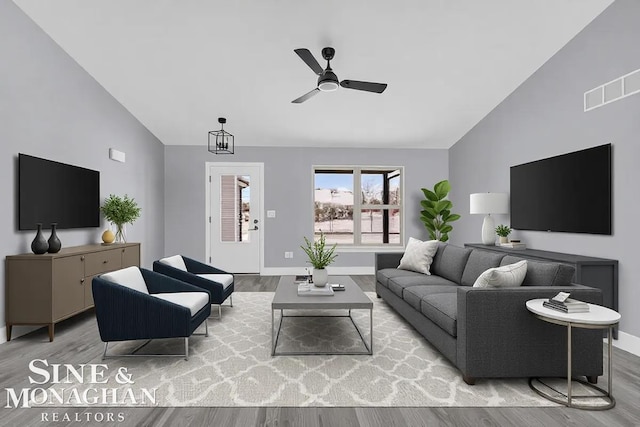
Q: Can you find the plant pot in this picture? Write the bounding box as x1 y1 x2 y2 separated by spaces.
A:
499 236 508 244
312 268 328 287
115 224 127 243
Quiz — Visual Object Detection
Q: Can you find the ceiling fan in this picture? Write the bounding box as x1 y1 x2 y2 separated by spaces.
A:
292 47 388 103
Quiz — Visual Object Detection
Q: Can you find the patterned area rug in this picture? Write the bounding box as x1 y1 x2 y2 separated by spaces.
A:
62 292 558 407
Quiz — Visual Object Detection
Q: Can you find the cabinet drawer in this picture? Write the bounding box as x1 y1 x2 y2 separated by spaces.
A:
84 249 122 276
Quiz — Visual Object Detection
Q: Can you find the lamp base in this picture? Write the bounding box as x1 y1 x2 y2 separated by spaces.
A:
482 215 496 245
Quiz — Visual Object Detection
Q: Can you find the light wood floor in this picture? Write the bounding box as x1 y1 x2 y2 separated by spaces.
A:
1 275 639 427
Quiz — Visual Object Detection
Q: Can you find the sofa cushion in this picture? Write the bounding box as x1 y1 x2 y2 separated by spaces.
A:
473 260 528 288
159 255 188 272
196 273 234 289
430 244 472 284
152 292 210 316
397 238 439 274
376 268 423 288
388 274 459 298
403 285 458 311
100 266 149 294
461 250 506 286
501 256 575 286
420 293 458 337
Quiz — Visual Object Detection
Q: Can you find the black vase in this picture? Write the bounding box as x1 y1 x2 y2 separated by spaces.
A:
47 223 61 253
31 223 49 254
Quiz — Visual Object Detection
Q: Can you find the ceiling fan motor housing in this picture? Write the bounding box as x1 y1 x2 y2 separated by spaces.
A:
318 69 339 92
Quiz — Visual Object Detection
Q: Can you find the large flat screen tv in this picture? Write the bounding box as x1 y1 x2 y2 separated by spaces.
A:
19 154 100 230
510 143 611 235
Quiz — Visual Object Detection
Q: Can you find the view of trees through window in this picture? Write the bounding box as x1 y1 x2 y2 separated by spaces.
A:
314 168 402 245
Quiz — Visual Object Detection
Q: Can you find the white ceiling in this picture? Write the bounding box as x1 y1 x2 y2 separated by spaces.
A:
14 0 613 149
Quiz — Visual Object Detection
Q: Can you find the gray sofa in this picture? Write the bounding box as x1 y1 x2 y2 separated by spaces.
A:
375 243 603 384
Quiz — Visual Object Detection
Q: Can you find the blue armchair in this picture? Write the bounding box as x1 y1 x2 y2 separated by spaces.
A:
153 255 234 319
92 267 211 360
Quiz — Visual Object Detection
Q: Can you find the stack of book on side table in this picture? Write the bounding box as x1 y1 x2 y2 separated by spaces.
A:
543 291 589 313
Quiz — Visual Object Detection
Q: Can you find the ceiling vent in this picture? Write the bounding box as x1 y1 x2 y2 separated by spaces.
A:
585 68 640 112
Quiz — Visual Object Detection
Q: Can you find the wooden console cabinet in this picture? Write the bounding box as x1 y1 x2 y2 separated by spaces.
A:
5 243 140 342
465 243 618 338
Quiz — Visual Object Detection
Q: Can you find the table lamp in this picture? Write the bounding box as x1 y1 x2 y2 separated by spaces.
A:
470 193 509 245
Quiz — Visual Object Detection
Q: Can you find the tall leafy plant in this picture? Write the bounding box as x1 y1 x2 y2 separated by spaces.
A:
420 180 460 242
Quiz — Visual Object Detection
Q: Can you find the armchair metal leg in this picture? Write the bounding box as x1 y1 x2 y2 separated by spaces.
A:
102 338 192 360
230 295 233 307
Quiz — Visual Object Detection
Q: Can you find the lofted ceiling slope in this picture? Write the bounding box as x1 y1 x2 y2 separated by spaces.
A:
14 0 613 149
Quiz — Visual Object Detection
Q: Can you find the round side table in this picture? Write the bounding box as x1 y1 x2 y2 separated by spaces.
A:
526 298 620 410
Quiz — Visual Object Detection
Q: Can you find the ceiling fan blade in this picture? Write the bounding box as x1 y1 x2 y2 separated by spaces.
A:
294 48 323 75
292 88 320 103
340 80 387 93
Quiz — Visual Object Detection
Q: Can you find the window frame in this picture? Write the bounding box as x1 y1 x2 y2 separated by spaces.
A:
312 165 405 252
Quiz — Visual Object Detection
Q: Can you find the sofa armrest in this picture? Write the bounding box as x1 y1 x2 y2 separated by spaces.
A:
456 285 603 379
375 252 404 271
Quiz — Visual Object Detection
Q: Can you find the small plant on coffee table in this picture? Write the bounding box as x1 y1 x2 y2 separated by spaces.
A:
301 231 338 269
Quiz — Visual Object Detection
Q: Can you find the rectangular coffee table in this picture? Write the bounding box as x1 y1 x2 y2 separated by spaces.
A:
271 276 373 356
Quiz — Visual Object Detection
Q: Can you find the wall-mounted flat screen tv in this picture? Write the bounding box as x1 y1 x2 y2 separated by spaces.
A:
19 154 100 230
510 143 611 235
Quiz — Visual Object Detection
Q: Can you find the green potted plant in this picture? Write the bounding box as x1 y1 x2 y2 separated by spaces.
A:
100 194 141 243
420 180 461 242
300 231 338 287
495 224 512 244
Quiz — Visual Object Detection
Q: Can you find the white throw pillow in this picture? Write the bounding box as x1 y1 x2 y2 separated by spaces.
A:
159 255 188 272
397 238 439 275
101 266 149 294
473 260 528 288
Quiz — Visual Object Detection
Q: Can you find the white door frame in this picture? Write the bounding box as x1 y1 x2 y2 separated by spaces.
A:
205 162 265 274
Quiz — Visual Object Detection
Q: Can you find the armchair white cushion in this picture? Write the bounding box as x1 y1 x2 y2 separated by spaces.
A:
101 266 149 294
153 292 210 316
159 255 188 272
196 274 234 290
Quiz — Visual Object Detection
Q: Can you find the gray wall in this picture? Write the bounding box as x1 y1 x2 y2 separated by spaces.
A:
165 146 448 268
0 1 165 337
449 0 640 337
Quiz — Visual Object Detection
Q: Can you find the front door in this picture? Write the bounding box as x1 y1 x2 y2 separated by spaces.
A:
207 163 262 273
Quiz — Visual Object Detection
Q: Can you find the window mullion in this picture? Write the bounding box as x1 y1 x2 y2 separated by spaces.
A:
353 168 361 245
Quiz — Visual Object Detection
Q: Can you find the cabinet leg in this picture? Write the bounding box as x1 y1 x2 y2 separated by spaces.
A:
6 324 12 341
48 324 54 342
586 375 598 384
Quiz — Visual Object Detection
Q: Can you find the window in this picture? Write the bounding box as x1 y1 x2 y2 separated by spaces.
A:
313 167 403 247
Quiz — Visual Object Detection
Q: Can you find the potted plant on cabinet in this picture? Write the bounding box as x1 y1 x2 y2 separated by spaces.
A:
301 231 338 287
100 194 141 243
495 224 512 244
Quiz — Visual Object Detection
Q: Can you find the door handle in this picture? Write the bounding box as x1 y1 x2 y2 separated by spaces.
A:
249 226 259 231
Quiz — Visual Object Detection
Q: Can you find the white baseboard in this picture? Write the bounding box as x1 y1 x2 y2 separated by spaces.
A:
612 330 640 357
260 266 375 276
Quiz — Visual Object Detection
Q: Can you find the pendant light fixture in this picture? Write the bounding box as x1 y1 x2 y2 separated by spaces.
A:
208 117 234 154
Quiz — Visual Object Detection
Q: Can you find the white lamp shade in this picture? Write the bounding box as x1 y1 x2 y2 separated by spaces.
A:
470 193 509 215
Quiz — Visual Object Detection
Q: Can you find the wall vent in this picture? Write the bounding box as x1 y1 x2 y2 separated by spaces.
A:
585 68 640 111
